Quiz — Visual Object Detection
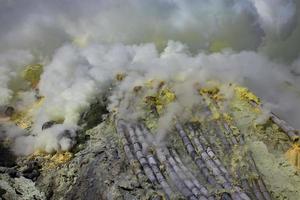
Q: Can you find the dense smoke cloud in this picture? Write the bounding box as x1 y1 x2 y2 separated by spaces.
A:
0 0 298 56
0 0 299 155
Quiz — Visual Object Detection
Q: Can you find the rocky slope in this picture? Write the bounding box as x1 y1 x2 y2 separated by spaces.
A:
1 82 300 200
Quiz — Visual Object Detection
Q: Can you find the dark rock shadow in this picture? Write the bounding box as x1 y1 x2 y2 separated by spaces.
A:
0 142 16 167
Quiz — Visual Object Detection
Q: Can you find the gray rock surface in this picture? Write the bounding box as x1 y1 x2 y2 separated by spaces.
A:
1 118 166 200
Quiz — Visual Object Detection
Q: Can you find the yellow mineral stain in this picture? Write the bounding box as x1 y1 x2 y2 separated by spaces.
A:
286 143 300 170
11 97 44 129
30 151 73 169
235 86 260 105
50 152 73 164
144 81 176 114
22 64 43 88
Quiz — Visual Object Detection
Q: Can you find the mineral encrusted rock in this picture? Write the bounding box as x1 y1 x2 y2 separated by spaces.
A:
1 82 300 200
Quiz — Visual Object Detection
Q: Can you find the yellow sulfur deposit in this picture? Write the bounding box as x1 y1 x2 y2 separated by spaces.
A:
156 89 176 113
200 86 220 96
158 88 176 104
22 64 43 88
143 80 176 114
11 97 44 129
234 86 260 104
198 82 227 102
223 113 233 122
49 152 73 165
11 111 33 129
30 151 73 169
285 144 300 170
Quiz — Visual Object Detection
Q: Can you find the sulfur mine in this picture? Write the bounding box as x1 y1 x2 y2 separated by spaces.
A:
1 1 300 200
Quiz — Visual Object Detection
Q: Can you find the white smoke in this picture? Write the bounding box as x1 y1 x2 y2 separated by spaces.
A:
250 0 296 38
0 0 299 155
0 51 33 106
0 0 297 55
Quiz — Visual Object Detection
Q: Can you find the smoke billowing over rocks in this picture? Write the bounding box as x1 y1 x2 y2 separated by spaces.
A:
1 1 300 200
